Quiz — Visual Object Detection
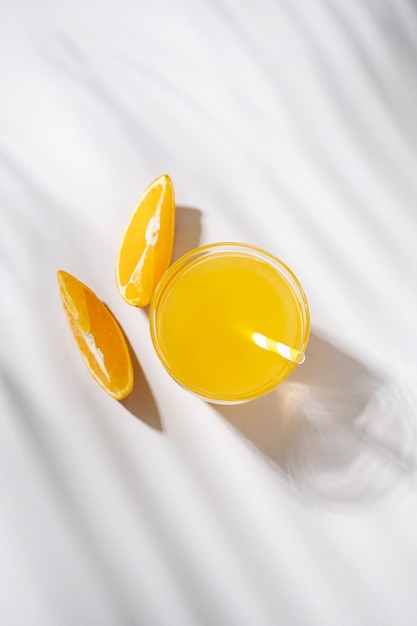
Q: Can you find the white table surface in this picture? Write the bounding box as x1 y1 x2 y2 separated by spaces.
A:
2 1 417 624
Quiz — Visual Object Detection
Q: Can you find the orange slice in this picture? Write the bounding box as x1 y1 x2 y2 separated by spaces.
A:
57 271 134 399
115 174 175 307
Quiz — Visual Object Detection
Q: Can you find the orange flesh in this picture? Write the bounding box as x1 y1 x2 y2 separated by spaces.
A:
58 271 133 399
116 174 175 307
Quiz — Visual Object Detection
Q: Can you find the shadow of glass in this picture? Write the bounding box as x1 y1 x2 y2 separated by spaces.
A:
172 205 202 262
120 336 163 432
216 332 417 503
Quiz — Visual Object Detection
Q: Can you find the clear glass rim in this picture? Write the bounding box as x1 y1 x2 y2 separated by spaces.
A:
149 242 310 404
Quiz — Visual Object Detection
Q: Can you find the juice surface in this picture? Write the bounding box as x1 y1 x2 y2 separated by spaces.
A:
154 251 304 401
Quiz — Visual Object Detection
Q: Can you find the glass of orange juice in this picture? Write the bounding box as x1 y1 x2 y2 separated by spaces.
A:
149 243 310 404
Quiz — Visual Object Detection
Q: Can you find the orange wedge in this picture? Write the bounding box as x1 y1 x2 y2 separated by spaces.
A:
115 174 175 307
57 271 134 399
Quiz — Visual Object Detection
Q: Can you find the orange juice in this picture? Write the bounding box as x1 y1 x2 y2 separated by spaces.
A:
150 243 309 403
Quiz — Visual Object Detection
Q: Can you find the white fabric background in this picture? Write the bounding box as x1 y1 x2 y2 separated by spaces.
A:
1 1 417 624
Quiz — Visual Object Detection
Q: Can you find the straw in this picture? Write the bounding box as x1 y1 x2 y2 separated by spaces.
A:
252 332 305 365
